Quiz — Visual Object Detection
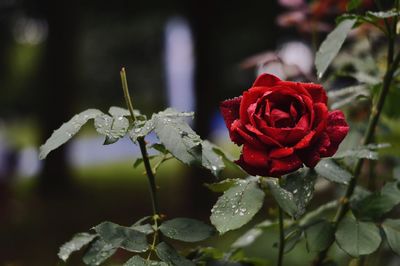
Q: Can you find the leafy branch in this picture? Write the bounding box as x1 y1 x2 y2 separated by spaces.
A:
313 7 400 265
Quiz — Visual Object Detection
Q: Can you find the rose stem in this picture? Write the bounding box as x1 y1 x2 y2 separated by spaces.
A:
277 205 285 266
313 7 400 265
120 67 161 255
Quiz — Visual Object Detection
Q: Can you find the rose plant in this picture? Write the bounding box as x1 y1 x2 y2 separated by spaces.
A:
39 1 400 265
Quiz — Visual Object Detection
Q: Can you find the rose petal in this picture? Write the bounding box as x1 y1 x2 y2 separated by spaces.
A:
294 130 315 149
269 154 303 176
302 83 327 104
270 109 291 127
245 124 282 147
254 115 308 145
253 73 282 87
269 147 294 158
220 96 242 131
324 110 349 156
290 102 298 120
242 144 269 167
297 132 330 167
312 103 328 135
232 120 264 147
240 87 270 124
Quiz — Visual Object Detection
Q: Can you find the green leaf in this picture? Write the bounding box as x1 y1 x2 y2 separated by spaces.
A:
133 216 152 226
315 19 356 78
284 226 303 253
352 181 400 220
210 178 265 234
39 109 103 159
153 110 201 166
347 0 362 11
94 221 148 252
264 178 298 218
212 146 244 172
131 223 154 235
231 220 274 248
299 200 339 227
83 238 117 266
58 232 97 262
108 106 131 117
155 242 195 266
382 219 400 255
305 220 335 252
314 159 352 185
231 228 263 249
94 114 129 145
334 148 378 160
201 140 225 176
129 119 156 142
151 108 225 175
123 255 168 266
281 168 317 218
335 213 381 257
150 143 169 154
159 218 215 242
367 10 400 19
334 143 389 160
205 178 240 193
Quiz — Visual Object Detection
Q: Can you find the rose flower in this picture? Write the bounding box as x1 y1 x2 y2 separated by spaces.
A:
220 73 349 177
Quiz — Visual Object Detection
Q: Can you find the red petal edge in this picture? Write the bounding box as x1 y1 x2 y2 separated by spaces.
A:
252 73 282 87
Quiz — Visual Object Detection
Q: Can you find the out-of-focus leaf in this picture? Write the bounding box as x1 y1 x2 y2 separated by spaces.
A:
335 213 381 257
299 200 339 227
315 19 356 78
83 238 117 266
155 242 195 266
328 85 370 109
334 143 390 160
382 219 400 255
131 223 154 235
334 148 378 160
205 179 239 193
347 0 362 11
159 218 215 242
123 255 168 266
232 220 274 248
315 159 352 185
210 178 265 234
367 10 400 19
58 233 97 262
284 226 303 253
305 220 335 252
39 109 103 159
93 222 148 252
352 181 400 220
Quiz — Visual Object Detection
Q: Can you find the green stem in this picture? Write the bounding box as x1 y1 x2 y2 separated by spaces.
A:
120 68 161 252
277 206 285 266
313 23 400 266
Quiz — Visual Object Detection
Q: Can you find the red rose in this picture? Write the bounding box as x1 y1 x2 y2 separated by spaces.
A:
220 73 349 177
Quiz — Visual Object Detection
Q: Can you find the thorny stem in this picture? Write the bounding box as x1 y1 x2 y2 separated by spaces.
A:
313 14 400 265
120 67 161 258
277 206 285 266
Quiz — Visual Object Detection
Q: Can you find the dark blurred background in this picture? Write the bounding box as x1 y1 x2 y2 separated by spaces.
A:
0 0 289 265
6 0 395 265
